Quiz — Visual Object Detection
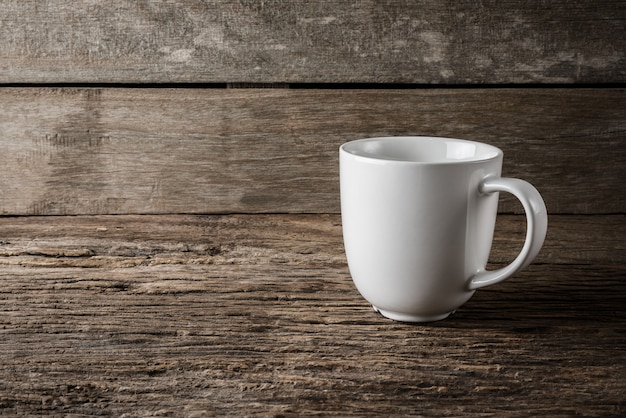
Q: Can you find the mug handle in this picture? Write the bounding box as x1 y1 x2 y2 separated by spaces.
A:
468 177 548 290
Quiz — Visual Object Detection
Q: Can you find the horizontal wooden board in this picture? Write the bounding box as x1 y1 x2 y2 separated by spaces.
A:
0 214 623 267
0 0 624 84
1 87 624 215
0 214 624 416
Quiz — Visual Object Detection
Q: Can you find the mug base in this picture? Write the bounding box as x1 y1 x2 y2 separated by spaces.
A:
373 306 453 323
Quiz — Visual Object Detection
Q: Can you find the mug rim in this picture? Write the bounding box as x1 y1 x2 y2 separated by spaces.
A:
340 136 503 165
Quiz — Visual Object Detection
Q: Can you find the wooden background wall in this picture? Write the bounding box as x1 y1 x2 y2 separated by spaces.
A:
0 0 625 216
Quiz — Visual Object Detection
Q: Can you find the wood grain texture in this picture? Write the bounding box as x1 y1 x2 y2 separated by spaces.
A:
1 87 624 215
0 214 624 416
0 0 624 84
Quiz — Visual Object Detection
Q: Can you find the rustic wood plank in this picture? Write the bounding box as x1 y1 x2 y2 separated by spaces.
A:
1 88 624 215
0 214 623 267
0 214 624 416
0 0 624 84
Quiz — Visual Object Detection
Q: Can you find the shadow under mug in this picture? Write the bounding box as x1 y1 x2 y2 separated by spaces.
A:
340 136 548 322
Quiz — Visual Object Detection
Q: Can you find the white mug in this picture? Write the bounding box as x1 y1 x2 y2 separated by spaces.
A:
340 136 548 322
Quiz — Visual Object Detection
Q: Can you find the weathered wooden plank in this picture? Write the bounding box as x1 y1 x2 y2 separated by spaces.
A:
1 88 624 215
0 214 624 267
0 0 624 84
0 214 624 416
0 267 623 416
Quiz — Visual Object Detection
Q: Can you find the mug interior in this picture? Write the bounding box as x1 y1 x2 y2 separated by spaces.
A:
341 136 501 164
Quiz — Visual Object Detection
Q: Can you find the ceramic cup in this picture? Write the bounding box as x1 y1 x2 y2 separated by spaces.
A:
340 136 548 322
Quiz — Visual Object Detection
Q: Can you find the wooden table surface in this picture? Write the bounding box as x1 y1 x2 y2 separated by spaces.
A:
1 214 624 416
